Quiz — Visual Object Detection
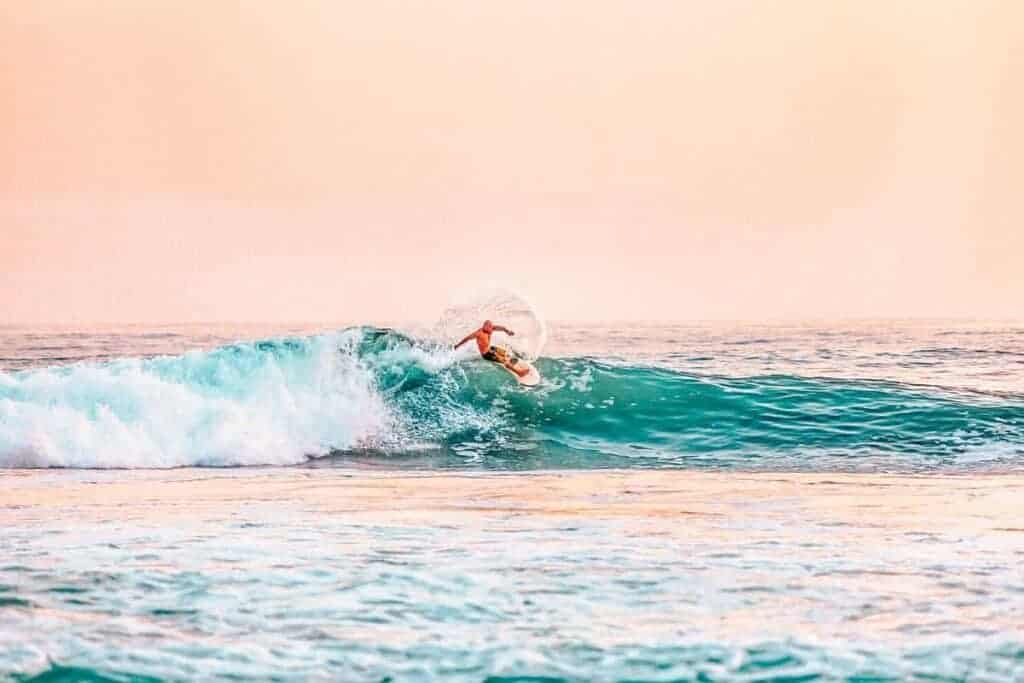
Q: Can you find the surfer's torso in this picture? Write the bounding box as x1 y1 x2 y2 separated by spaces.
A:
474 330 493 356
476 332 512 364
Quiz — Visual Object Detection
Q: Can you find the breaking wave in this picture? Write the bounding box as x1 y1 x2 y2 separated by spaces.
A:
1 327 1022 469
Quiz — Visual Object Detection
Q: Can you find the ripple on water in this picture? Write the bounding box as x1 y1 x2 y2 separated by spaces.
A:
3 467 1024 681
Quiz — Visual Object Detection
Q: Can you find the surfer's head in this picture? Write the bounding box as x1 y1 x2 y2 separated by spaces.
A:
482 320 494 333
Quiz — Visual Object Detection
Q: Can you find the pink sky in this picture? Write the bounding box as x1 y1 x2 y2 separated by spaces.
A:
2 1 1022 323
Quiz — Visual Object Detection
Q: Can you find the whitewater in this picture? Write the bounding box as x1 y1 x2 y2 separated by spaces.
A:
3 320 1024 682
1 321 1022 471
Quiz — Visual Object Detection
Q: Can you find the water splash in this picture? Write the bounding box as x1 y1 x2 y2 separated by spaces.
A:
435 287 547 360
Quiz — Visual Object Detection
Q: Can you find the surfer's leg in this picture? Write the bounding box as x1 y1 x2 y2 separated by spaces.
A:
505 360 529 377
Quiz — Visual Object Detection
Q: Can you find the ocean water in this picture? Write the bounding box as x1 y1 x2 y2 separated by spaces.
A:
2 321 1022 471
1 321 1023 681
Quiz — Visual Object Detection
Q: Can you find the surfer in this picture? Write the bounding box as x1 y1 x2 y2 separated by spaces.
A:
454 320 530 378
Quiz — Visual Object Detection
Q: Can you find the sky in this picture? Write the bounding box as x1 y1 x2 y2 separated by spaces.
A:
2 1 1022 324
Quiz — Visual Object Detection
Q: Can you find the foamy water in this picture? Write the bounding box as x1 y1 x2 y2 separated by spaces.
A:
3 468 1023 681
1 321 1022 680
1 321 1022 471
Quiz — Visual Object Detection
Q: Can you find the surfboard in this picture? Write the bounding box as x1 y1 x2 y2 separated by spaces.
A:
491 345 541 387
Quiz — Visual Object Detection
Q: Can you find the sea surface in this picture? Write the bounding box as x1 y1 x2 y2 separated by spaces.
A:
1 320 1023 681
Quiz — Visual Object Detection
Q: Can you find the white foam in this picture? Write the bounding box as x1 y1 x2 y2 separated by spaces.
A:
0 331 392 468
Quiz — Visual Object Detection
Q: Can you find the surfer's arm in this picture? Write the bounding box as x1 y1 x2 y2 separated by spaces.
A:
493 326 515 336
453 331 478 350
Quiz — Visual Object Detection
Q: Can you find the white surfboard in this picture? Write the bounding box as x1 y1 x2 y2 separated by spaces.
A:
491 345 541 387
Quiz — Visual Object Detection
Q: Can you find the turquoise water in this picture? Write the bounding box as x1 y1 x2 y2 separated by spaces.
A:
1 322 1022 471
1 321 1023 681
3 467 1023 682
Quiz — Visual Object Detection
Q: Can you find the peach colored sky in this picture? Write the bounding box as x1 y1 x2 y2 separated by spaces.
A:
2 1 1022 324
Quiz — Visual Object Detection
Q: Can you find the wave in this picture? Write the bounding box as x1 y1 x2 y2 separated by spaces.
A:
0 330 388 467
1 327 1022 469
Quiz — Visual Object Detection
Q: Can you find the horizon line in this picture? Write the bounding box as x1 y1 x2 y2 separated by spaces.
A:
2 316 1022 328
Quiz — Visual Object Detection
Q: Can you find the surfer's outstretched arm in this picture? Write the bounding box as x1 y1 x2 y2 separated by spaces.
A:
493 325 515 336
453 331 479 350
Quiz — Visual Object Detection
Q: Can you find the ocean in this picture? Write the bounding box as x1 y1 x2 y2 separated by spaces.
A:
2 320 1023 681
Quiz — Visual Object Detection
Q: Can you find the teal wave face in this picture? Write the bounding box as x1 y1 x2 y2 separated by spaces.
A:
359 329 1024 471
1 326 1022 470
